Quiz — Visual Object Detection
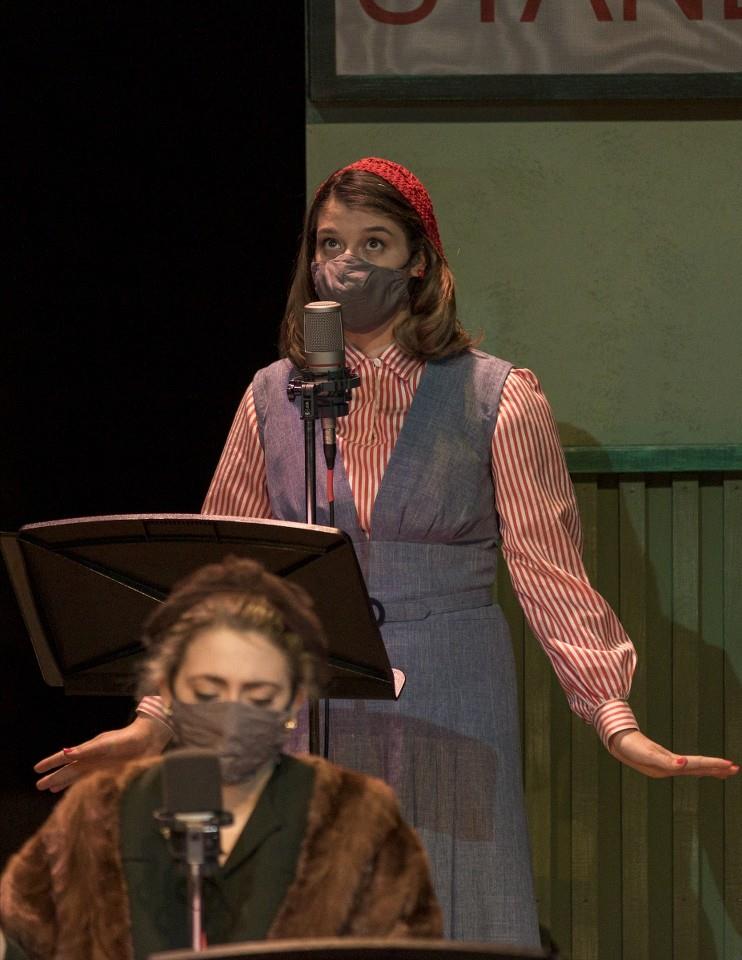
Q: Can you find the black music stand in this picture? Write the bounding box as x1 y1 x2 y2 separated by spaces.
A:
0 514 397 702
148 937 547 960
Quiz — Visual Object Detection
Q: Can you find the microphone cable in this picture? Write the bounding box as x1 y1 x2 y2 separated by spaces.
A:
327 466 335 526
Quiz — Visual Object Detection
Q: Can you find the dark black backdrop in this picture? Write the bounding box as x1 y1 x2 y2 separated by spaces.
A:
2 3 306 864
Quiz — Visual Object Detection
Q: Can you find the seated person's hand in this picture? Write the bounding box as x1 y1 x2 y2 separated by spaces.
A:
34 715 173 792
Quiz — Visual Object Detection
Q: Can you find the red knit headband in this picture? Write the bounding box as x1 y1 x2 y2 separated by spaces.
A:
334 157 445 259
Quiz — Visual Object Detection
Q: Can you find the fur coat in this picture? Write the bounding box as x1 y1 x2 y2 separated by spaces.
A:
0 754 442 959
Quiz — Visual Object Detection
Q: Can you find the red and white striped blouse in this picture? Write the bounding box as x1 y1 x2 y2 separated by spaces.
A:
140 343 638 749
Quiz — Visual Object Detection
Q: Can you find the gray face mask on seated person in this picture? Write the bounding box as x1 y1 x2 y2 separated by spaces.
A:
311 252 412 334
170 699 292 785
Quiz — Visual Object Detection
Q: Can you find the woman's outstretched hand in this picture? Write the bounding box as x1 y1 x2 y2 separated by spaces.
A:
34 715 173 793
609 729 739 780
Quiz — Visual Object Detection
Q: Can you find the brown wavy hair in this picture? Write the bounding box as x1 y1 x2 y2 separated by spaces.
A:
280 168 475 368
138 556 327 699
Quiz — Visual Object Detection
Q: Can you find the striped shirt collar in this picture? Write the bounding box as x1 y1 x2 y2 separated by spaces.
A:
345 341 424 383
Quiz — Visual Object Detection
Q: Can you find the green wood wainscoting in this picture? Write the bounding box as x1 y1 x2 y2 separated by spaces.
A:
495 445 742 960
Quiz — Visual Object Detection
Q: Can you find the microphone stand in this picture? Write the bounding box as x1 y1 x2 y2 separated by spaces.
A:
288 369 359 523
155 809 233 952
287 365 359 753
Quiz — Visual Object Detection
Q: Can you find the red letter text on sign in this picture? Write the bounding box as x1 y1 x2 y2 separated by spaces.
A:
590 0 613 20
725 0 742 18
672 0 703 18
521 0 634 23
520 0 541 21
360 0 438 25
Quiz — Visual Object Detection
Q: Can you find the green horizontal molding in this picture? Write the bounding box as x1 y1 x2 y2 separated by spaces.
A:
563 444 742 475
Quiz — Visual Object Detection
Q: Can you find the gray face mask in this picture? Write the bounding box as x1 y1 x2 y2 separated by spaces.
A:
311 252 412 334
170 699 291 785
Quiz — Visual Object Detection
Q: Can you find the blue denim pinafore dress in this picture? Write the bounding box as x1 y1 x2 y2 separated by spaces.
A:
253 349 540 949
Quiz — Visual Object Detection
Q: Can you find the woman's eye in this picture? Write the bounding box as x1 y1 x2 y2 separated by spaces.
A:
194 690 219 702
366 238 384 251
250 697 273 708
322 238 340 250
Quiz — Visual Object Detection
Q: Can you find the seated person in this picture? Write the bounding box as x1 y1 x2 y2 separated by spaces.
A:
0 557 442 959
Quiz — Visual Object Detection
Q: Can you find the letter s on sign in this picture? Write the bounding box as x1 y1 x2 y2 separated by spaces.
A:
360 0 438 25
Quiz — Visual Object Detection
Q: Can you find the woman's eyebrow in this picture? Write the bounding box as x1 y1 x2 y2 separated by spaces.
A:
190 676 280 690
317 225 394 235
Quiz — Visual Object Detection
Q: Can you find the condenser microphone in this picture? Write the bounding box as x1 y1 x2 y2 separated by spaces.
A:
303 300 344 374
287 300 358 524
161 748 223 820
156 748 232 950
303 301 346 471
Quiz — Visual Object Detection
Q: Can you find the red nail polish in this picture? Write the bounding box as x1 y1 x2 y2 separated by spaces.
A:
675 757 687 765
63 747 75 755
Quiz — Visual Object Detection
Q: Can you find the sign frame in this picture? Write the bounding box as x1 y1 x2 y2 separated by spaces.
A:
308 0 742 102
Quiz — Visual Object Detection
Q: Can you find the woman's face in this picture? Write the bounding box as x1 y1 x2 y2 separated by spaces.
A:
169 626 295 711
314 197 421 275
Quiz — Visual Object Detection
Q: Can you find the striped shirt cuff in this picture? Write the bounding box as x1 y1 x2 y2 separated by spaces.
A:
136 695 174 731
592 699 639 750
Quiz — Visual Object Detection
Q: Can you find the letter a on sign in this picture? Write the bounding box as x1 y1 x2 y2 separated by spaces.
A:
521 0 615 20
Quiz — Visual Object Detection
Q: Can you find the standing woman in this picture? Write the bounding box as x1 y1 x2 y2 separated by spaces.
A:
35 158 739 950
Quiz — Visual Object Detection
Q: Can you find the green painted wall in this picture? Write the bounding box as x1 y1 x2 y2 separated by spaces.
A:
307 121 742 447
306 113 742 959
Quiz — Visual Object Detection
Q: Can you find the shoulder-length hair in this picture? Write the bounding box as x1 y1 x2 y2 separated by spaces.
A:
279 168 475 368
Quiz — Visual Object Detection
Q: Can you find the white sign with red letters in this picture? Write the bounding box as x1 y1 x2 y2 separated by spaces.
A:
335 0 742 76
